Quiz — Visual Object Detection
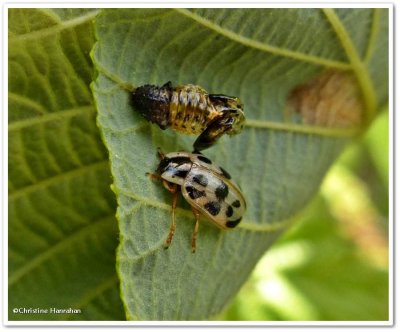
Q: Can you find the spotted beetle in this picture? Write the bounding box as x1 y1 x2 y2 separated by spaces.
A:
132 82 245 151
147 149 246 252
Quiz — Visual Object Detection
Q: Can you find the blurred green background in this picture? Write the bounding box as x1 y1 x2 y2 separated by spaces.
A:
218 109 389 321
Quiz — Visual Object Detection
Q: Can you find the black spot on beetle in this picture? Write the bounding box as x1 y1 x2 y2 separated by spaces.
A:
219 166 231 179
185 185 206 199
197 155 212 164
232 200 241 208
215 182 229 200
193 174 208 187
170 156 192 165
225 205 233 218
173 169 189 178
204 201 221 216
226 217 242 228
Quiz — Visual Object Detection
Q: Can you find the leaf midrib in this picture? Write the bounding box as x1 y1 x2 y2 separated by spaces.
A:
93 64 362 139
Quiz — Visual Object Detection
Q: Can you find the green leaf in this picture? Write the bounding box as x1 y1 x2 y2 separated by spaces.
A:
8 8 124 320
92 8 388 320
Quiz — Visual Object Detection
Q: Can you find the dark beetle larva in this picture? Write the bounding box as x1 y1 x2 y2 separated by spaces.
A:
131 82 245 151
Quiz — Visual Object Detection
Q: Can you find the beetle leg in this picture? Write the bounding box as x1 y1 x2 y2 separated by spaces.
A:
146 172 162 181
147 175 179 249
161 180 177 193
191 207 201 253
193 116 230 151
208 94 237 104
164 183 179 249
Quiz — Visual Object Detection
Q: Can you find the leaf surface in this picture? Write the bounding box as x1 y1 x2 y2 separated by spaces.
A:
8 8 124 320
91 8 388 320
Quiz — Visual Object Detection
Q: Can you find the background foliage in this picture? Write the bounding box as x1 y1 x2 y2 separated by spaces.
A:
220 110 389 320
8 8 388 321
8 8 125 320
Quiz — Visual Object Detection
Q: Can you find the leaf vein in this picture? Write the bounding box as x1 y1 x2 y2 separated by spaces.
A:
175 8 352 69
245 119 360 137
117 188 291 233
9 160 110 200
364 8 382 62
9 10 100 42
61 275 120 319
8 105 95 131
322 8 377 123
9 215 115 286
38 124 64 173
8 92 47 116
